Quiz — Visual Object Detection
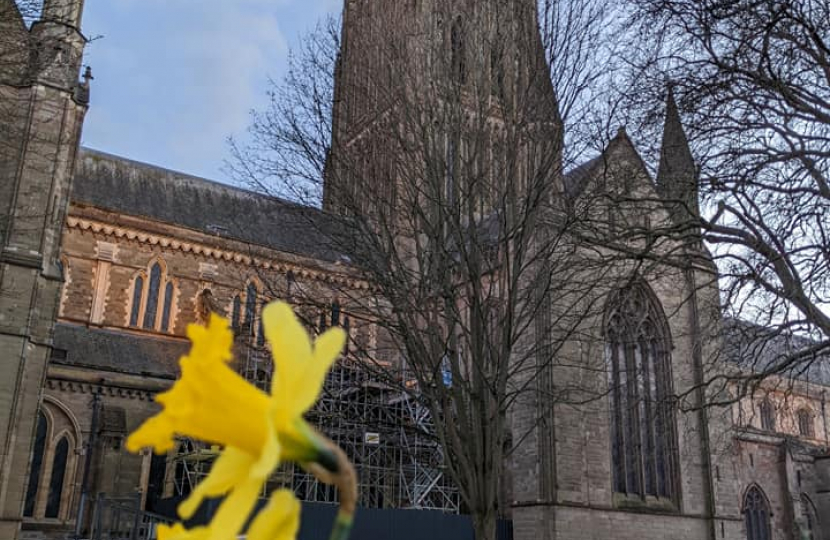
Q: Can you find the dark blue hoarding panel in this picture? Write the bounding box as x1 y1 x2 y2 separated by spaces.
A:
157 497 511 540
299 502 512 540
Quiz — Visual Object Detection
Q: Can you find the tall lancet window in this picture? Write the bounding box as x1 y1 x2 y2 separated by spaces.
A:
129 259 177 333
44 437 69 518
230 295 242 331
744 486 771 540
142 262 163 328
129 276 143 327
23 412 47 517
245 282 258 334
605 281 676 500
241 280 266 345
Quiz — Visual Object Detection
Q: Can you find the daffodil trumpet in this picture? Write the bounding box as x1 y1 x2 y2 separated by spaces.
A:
126 301 358 540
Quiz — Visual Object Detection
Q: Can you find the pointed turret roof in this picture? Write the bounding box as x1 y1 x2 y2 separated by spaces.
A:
656 85 699 223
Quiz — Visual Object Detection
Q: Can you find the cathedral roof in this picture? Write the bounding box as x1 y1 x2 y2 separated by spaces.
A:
52 323 186 379
723 318 830 387
71 148 351 264
563 155 604 199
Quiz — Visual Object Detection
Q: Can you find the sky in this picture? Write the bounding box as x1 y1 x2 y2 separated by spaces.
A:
79 0 340 183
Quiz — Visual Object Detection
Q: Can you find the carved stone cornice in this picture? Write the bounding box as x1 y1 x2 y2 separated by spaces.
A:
65 216 370 289
47 364 172 398
45 378 156 400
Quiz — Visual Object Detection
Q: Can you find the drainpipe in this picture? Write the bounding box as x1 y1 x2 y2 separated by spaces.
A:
822 391 828 448
74 385 102 539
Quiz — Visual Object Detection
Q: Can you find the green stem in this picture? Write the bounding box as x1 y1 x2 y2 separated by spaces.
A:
328 509 354 540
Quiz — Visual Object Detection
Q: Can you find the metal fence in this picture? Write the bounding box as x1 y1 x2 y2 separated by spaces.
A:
89 494 173 540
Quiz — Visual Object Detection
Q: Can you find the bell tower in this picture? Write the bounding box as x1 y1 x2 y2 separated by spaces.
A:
324 0 563 216
0 0 89 536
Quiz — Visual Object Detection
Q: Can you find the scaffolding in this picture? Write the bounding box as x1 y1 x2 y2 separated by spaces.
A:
169 339 460 513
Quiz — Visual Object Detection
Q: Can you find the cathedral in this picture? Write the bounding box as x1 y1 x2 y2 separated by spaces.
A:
0 1 827 540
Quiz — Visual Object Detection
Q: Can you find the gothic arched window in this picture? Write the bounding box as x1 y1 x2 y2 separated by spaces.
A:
450 16 466 85
331 301 341 327
23 412 47 517
801 495 819 540
129 259 176 333
759 399 775 431
257 317 265 348
23 402 78 521
239 281 267 345
245 282 258 327
744 486 771 540
160 282 175 332
318 311 327 333
797 408 814 438
129 276 143 326
231 295 242 331
605 281 676 500
143 262 162 328
44 437 69 518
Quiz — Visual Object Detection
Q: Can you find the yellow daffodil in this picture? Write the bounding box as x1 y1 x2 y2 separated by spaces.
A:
126 315 279 479
262 302 346 463
126 301 347 540
246 489 301 540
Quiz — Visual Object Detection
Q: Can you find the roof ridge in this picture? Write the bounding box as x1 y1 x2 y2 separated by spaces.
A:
79 147 316 212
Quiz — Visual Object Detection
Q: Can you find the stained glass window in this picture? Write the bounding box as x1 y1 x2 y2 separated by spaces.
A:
744 486 771 540
245 283 258 331
160 282 174 333
45 437 69 518
129 276 143 327
606 282 675 499
797 409 814 438
23 412 47 517
759 399 775 431
142 263 162 329
231 295 242 331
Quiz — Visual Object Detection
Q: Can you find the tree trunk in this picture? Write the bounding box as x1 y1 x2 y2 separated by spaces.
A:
472 509 497 540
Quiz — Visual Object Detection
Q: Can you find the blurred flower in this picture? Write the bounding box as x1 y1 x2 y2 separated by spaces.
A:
127 302 345 540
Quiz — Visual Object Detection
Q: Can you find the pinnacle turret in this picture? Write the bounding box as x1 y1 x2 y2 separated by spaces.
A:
656 85 699 226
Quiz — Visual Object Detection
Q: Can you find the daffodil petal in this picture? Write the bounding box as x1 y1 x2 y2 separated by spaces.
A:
129 316 275 459
126 414 176 454
246 489 301 540
263 302 313 395
157 523 186 540
178 447 255 520
186 315 234 365
298 327 346 411
156 523 209 540
205 476 263 540
314 327 346 367
250 413 281 480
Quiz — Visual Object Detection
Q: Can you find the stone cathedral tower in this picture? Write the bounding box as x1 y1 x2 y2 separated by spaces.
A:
0 0 89 537
324 0 563 219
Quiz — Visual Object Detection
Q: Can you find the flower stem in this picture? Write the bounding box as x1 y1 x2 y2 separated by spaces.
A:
328 509 354 540
307 434 358 540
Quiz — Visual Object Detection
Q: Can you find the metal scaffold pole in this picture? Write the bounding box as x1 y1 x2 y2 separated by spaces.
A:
168 320 460 513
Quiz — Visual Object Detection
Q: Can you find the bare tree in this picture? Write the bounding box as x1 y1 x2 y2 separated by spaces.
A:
227 2 637 538
614 0 830 390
